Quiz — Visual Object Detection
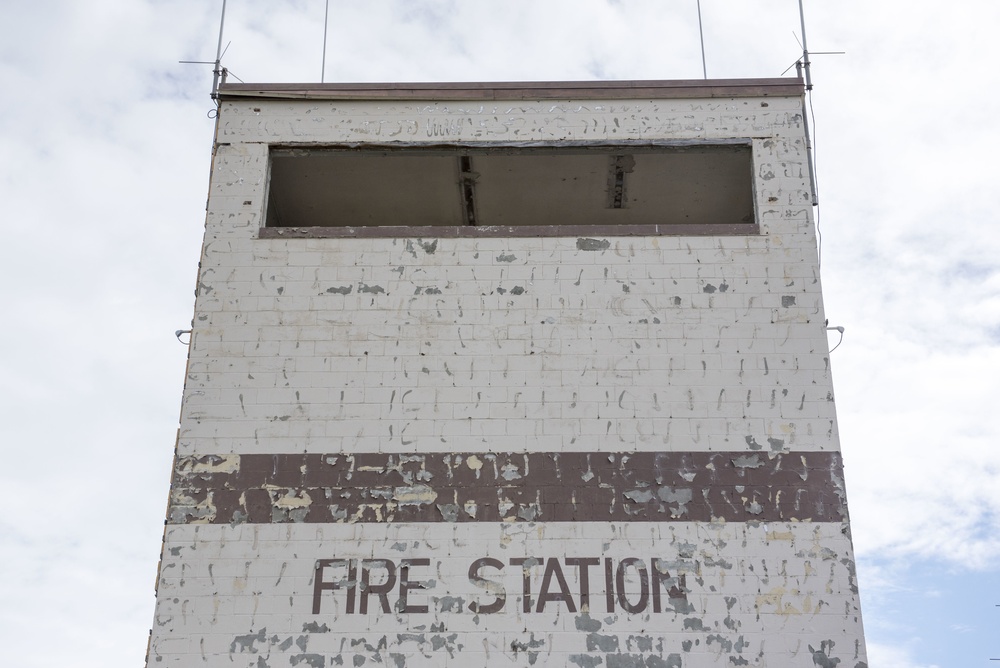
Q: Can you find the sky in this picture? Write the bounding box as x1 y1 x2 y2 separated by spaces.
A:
0 1 998 666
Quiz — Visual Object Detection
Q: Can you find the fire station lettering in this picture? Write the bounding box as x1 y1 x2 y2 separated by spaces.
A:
312 556 688 616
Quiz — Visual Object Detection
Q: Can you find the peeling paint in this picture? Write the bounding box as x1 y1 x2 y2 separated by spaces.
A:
576 237 611 251
392 485 437 507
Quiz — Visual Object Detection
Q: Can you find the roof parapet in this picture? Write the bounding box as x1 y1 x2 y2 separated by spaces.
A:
217 78 803 101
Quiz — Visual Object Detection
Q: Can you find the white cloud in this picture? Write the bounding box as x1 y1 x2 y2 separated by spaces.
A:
1 0 999 665
799 0 1000 571
866 641 941 668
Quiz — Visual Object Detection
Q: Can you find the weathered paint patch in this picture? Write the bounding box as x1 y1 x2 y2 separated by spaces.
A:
576 237 611 251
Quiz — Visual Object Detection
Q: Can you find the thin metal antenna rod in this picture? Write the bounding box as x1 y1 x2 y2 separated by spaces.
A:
797 0 812 90
795 0 819 206
696 0 707 79
211 0 228 99
796 60 818 206
321 0 330 83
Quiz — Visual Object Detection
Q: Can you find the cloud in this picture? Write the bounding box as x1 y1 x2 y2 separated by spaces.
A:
865 641 941 668
800 0 1000 571
1 1 999 666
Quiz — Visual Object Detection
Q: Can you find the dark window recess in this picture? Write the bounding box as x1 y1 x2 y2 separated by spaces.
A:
264 145 755 232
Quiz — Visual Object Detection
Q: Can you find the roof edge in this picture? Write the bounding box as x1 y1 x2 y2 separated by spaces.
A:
217 78 803 101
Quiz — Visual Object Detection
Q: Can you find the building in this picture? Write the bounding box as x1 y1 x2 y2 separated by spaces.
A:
149 78 868 667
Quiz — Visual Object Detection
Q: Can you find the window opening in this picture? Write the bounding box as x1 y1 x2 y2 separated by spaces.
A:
264 143 756 235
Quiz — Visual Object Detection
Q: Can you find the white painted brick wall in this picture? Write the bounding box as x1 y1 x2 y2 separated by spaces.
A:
150 89 867 667
153 523 864 667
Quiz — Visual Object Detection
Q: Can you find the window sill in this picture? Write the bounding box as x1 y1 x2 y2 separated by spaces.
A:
258 223 760 239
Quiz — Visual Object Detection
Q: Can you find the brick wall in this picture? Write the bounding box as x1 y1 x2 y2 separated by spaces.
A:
149 89 868 667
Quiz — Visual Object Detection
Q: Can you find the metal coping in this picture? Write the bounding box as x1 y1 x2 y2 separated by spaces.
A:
217 78 803 101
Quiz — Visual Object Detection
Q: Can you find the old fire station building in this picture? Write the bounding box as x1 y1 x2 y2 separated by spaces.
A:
149 78 868 667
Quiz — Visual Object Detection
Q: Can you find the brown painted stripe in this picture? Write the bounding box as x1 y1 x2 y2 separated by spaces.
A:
168 451 846 525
